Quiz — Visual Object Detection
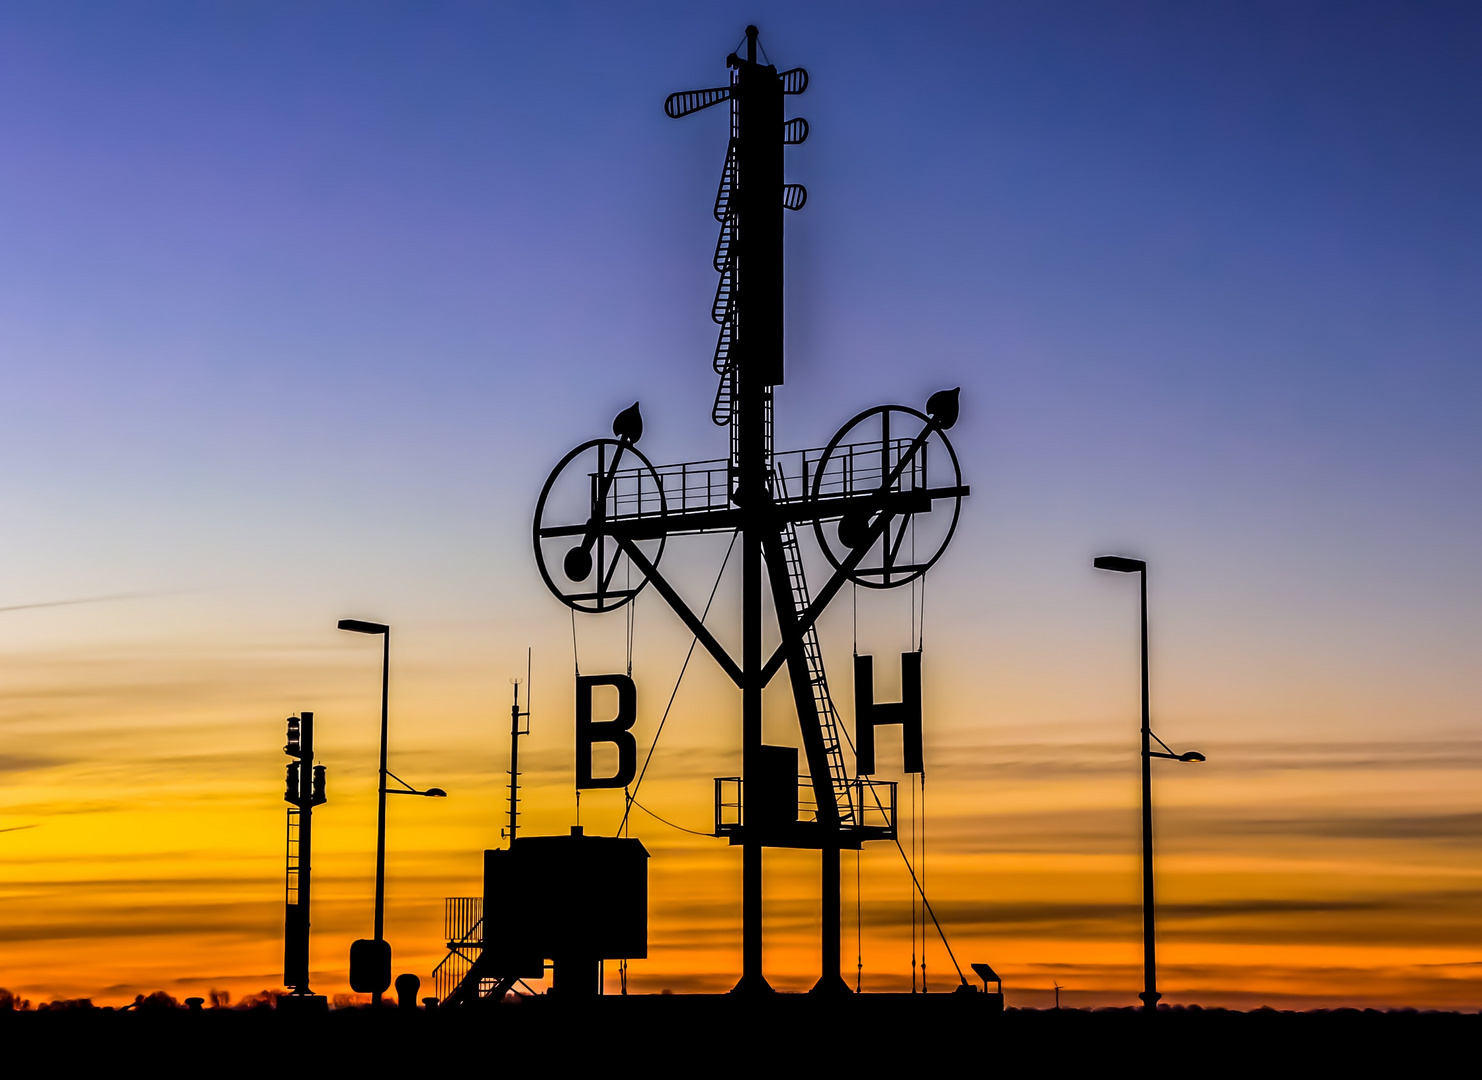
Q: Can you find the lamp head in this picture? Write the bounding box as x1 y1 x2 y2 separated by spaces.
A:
338 619 389 635
1093 555 1146 574
1178 751 1206 763
424 787 448 798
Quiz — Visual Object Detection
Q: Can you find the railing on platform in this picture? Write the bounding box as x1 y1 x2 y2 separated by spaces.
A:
714 775 897 840
432 897 483 1002
802 775 896 833
715 776 742 832
597 438 926 522
446 896 482 945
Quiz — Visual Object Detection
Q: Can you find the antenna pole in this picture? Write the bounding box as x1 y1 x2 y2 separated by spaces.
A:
508 682 521 843
507 650 531 844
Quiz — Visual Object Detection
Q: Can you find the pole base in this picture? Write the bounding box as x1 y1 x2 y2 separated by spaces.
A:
1139 990 1162 1011
730 972 775 996
808 973 853 997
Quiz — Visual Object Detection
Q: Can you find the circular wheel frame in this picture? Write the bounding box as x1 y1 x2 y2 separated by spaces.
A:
810 404 963 590
533 438 667 613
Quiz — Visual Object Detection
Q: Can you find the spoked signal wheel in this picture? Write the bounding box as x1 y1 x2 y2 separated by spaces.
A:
533 438 667 613
810 404 963 590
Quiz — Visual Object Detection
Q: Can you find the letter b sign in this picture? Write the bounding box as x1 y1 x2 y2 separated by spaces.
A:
576 674 638 789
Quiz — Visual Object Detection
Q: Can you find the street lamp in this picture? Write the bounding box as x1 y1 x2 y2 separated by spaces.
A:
338 617 447 1005
1091 556 1204 1014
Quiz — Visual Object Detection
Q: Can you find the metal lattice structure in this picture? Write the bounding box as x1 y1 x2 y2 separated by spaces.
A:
533 26 968 994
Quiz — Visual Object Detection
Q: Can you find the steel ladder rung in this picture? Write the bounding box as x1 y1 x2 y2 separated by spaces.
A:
775 512 855 824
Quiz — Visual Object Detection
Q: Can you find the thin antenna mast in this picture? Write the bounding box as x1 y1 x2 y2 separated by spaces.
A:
504 649 532 844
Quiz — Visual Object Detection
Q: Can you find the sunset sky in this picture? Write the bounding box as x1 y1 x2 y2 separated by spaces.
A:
1 2 1480 1009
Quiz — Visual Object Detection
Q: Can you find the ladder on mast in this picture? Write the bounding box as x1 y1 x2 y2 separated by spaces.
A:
285 807 302 905
774 467 855 825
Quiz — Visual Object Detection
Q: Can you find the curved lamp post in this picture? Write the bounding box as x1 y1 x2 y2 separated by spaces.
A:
338 618 446 1004
1091 557 1204 1013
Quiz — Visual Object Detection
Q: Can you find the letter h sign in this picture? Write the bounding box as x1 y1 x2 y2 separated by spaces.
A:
853 653 923 775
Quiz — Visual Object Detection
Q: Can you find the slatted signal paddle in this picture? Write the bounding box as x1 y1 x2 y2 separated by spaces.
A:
665 85 730 118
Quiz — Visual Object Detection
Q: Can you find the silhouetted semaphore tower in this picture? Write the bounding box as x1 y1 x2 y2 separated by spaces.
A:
534 26 968 994
282 712 327 1004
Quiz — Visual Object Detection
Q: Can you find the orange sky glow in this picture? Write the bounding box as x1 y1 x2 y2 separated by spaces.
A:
2 604 1479 1010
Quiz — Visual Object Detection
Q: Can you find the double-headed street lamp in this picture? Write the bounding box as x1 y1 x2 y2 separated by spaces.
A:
1092 556 1205 1014
338 618 446 1005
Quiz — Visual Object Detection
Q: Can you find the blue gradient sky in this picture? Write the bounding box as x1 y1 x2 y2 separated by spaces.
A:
1 2 1480 1006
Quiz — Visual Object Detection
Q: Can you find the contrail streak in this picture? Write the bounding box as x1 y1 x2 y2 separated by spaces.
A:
0 592 175 615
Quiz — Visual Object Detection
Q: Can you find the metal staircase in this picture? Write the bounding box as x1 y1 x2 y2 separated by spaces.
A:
432 897 502 1002
773 468 854 825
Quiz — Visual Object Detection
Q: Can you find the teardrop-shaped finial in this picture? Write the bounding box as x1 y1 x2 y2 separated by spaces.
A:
612 401 643 444
926 387 960 429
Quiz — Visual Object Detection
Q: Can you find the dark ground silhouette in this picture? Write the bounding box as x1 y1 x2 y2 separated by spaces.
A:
1 996 1476 1070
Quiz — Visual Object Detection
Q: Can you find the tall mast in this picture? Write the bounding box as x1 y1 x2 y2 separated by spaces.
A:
728 23 786 994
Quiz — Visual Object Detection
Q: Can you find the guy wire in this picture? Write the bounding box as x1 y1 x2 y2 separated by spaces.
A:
922 771 928 991
619 530 739 836
570 607 580 677
835 649 968 984
855 847 863 993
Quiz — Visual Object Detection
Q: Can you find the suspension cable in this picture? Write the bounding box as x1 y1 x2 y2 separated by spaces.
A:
922 770 928 991
625 560 635 678
918 574 927 652
855 847 863 992
627 796 713 837
571 607 580 826
569 608 580 677
913 517 922 651
901 770 912 989
836 661 968 985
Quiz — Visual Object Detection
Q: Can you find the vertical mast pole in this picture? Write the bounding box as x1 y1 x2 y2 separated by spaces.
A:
371 631 389 1007
1140 567 1159 1012
283 712 314 994
732 23 782 995
507 650 531 845
508 681 521 843
298 712 314 985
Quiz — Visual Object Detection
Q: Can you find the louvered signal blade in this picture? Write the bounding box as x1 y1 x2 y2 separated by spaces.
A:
779 68 809 94
782 184 808 211
665 86 731 118
783 117 809 145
